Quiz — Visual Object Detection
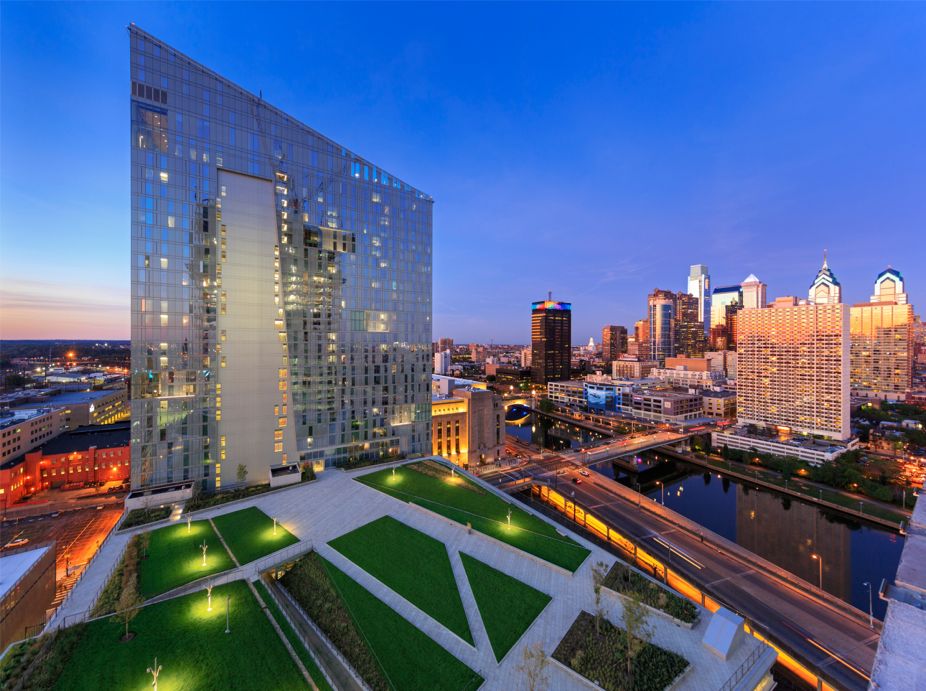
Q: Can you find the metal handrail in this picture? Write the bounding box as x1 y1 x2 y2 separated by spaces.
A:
274 580 371 691
719 642 766 691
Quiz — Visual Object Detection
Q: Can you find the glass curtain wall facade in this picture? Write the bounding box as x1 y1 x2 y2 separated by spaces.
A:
531 300 571 384
129 27 432 491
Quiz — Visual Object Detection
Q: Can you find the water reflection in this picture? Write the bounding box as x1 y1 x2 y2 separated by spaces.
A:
597 454 903 618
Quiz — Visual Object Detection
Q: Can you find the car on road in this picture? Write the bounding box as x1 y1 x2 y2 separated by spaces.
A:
3 538 29 550
579 470 590 477
571 477 582 484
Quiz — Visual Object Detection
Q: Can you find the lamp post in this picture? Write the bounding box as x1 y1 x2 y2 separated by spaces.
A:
206 582 214 612
657 480 664 505
859 501 864 515
147 657 162 691
811 553 823 590
273 517 278 536
187 513 191 533
863 581 873 629
507 507 512 527
225 595 231 634
200 540 208 567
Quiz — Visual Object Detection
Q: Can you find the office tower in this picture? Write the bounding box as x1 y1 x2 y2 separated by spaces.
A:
808 252 842 304
870 267 908 304
129 27 432 490
850 268 914 399
710 285 742 350
740 274 767 310
648 289 676 364
737 297 850 440
687 264 711 336
675 291 706 357
531 297 571 383
630 319 649 358
601 325 627 362
434 351 452 376
519 347 532 369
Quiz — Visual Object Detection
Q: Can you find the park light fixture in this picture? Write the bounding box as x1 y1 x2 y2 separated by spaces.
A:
273 517 278 536
200 540 208 567
206 582 214 612
507 507 512 527
147 658 162 691
187 514 192 534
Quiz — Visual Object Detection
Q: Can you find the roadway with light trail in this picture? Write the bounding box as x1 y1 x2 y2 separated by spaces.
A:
532 463 880 691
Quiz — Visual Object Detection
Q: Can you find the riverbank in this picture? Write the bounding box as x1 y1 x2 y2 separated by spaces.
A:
660 448 909 529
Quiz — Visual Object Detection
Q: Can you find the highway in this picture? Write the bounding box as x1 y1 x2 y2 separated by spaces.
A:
535 465 880 691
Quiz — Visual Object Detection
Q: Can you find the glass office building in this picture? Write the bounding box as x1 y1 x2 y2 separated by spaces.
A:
129 26 432 491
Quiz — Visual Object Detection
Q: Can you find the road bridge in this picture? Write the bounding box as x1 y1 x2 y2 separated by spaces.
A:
520 465 879 691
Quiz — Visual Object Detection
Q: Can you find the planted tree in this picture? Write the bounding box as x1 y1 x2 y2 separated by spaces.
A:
236 463 248 483
591 560 608 635
622 590 652 684
116 586 143 641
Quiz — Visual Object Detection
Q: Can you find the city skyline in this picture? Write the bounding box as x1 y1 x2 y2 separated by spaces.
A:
2 2 925 344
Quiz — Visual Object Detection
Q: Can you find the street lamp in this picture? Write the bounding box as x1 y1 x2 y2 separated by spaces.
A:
863 581 873 629
225 595 231 634
656 480 664 505
811 553 823 590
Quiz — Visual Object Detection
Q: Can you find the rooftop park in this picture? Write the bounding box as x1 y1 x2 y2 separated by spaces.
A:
280 552 483 691
328 515 473 644
4 581 306 690
460 552 551 662
212 506 299 564
356 460 590 572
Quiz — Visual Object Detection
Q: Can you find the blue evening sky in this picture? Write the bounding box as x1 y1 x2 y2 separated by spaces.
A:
1 2 924 342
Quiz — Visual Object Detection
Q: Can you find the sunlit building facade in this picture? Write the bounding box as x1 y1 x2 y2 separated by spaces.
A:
737 297 850 441
647 289 676 364
129 27 432 491
850 268 914 400
601 325 627 363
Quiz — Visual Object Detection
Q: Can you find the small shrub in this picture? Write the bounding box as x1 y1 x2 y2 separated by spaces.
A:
602 562 699 624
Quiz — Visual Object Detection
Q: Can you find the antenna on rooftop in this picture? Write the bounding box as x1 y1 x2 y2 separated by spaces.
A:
548 291 552 301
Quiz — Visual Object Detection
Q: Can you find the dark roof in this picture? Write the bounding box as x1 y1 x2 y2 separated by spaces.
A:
35 422 130 457
1 422 131 469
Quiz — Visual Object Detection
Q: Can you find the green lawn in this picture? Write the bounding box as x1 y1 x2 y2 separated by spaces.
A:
460 552 551 662
52 581 306 690
356 462 590 572
323 557 483 691
212 506 299 564
139 520 235 598
328 515 473 644
254 580 333 691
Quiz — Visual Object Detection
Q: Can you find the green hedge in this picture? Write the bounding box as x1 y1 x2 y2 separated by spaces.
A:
553 611 688 691
603 562 698 624
119 507 171 530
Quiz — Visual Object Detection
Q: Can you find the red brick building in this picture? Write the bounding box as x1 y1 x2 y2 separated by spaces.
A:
0 422 129 508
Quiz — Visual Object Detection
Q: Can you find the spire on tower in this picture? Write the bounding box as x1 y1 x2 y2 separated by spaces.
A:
822 248 828 269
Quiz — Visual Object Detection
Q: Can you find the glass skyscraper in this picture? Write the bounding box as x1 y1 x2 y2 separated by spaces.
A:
129 26 432 491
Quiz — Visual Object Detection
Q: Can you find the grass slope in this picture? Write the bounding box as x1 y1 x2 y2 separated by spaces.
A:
460 552 551 662
139 520 234 598
356 462 590 572
323 557 483 691
52 581 305 690
212 506 299 564
254 580 333 691
328 515 473 644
